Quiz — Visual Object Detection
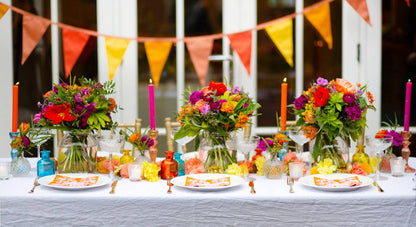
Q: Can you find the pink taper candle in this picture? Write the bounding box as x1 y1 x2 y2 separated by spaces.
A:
149 79 156 130
404 79 412 131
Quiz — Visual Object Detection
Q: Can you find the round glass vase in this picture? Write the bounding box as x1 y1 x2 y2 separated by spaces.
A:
133 150 151 180
263 153 284 179
57 131 98 173
11 154 31 177
203 132 235 173
313 133 349 173
379 147 396 173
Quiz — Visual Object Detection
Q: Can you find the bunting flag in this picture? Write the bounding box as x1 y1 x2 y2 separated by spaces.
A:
105 37 130 81
346 0 372 26
0 4 9 20
228 31 252 76
305 2 333 49
21 14 51 64
144 41 172 86
186 37 214 86
62 28 90 78
265 19 293 67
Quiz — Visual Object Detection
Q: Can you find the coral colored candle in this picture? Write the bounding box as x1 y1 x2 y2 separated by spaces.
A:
12 82 19 133
404 79 412 131
280 77 287 131
148 79 156 130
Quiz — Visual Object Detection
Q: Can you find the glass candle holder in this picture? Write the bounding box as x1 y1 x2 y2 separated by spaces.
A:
128 163 142 182
0 162 11 180
289 162 304 181
390 157 405 177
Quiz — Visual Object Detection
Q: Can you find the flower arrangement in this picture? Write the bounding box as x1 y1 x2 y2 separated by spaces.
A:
121 129 155 155
10 123 53 158
33 77 118 132
375 117 403 173
292 77 376 169
258 133 290 158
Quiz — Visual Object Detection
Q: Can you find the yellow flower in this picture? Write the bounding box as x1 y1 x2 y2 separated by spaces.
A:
225 163 243 177
369 156 378 173
317 158 337 175
221 101 235 113
254 156 266 176
143 161 160 182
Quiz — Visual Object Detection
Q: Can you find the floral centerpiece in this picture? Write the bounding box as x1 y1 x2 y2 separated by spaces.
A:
258 133 290 178
375 118 403 173
292 77 375 171
174 81 261 173
34 77 119 173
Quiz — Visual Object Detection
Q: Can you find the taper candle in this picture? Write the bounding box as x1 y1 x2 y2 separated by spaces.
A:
149 79 156 130
404 79 412 131
281 77 287 131
12 82 19 133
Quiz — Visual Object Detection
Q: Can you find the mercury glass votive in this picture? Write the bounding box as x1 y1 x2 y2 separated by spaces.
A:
128 163 142 182
390 157 405 177
289 162 304 181
0 162 11 180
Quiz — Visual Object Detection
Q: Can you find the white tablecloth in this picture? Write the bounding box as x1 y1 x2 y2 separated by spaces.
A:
1 158 415 227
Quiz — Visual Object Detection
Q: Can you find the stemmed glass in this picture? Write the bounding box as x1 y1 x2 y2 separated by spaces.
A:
288 128 310 160
170 126 195 153
98 132 125 179
365 135 392 181
30 128 54 160
237 136 260 180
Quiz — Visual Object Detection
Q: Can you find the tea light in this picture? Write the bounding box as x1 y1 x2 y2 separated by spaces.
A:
289 162 304 180
128 163 142 181
0 162 11 180
390 157 405 177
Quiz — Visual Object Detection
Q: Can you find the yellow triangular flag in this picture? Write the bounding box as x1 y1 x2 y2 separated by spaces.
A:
144 41 172 86
105 37 130 81
305 2 333 49
265 19 293 67
0 4 9 20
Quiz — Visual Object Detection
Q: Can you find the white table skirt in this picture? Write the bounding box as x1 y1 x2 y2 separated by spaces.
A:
1 158 415 227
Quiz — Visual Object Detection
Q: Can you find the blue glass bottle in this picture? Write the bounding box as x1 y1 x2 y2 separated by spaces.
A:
174 152 185 176
37 150 55 177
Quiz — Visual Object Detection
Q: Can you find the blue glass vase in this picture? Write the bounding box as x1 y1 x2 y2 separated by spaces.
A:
37 150 55 177
174 152 185 176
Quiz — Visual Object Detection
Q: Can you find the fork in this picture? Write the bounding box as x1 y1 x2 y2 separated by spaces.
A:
373 180 384 193
109 177 121 194
28 177 39 193
287 177 294 193
167 178 173 194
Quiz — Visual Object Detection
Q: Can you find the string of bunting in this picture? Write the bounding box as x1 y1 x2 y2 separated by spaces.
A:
0 0 377 86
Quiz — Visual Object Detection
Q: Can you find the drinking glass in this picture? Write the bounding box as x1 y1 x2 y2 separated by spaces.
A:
365 135 392 181
288 128 310 160
237 136 260 180
31 128 54 160
98 132 125 179
171 126 195 153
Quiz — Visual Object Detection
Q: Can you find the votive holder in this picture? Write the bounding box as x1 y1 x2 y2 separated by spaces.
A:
0 162 11 180
390 157 405 177
289 162 304 181
128 163 142 182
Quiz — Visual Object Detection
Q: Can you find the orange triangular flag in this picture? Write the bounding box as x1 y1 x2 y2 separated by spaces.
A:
265 18 293 67
62 28 90 78
186 37 214 86
305 2 333 49
0 4 9 20
105 37 130 81
228 31 252 76
346 0 372 26
21 14 51 64
144 41 172 86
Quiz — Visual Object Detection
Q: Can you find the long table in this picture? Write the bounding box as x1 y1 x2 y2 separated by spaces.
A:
1 158 415 226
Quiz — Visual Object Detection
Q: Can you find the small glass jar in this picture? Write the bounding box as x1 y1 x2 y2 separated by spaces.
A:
174 152 185 176
161 151 178 179
120 150 134 165
37 150 55 177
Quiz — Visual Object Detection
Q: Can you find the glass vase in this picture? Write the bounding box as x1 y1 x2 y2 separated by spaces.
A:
57 131 98 173
379 147 396 173
263 154 284 179
11 155 31 177
133 150 151 180
313 133 349 173
203 132 235 173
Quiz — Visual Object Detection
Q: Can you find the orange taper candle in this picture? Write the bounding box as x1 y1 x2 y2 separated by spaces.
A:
280 78 287 131
12 82 19 133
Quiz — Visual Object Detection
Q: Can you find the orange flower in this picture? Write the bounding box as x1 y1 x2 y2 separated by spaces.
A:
201 87 210 96
19 123 30 135
109 98 116 112
236 112 248 128
274 133 289 145
356 83 362 88
232 94 241 102
334 78 356 94
366 91 375 104
43 91 52 99
302 126 318 140
375 129 388 138
128 132 140 143
223 124 230 130
221 101 235 114
193 100 206 112
303 111 315 124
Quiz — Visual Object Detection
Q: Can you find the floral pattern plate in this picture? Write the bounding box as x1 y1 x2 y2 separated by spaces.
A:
38 174 111 190
298 174 373 192
171 174 244 191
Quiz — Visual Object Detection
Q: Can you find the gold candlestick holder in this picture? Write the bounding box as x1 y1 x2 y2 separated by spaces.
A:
401 131 415 173
149 130 159 163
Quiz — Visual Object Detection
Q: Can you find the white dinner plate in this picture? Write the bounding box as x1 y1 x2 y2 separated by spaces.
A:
298 173 373 192
38 173 111 190
171 174 244 191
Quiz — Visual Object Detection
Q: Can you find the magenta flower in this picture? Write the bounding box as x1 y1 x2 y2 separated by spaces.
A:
345 104 362 120
316 77 328 86
294 94 309 110
258 138 274 151
189 91 204 105
343 94 356 104
201 105 210 114
387 130 403 147
22 136 31 148
33 113 42 123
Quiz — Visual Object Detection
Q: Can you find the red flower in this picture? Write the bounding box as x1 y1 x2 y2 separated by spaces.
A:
208 81 227 96
44 104 76 124
313 86 330 107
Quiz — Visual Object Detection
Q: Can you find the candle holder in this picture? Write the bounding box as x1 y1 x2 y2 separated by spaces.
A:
9 131 19 160
401 131 415 173
149 130 159 163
